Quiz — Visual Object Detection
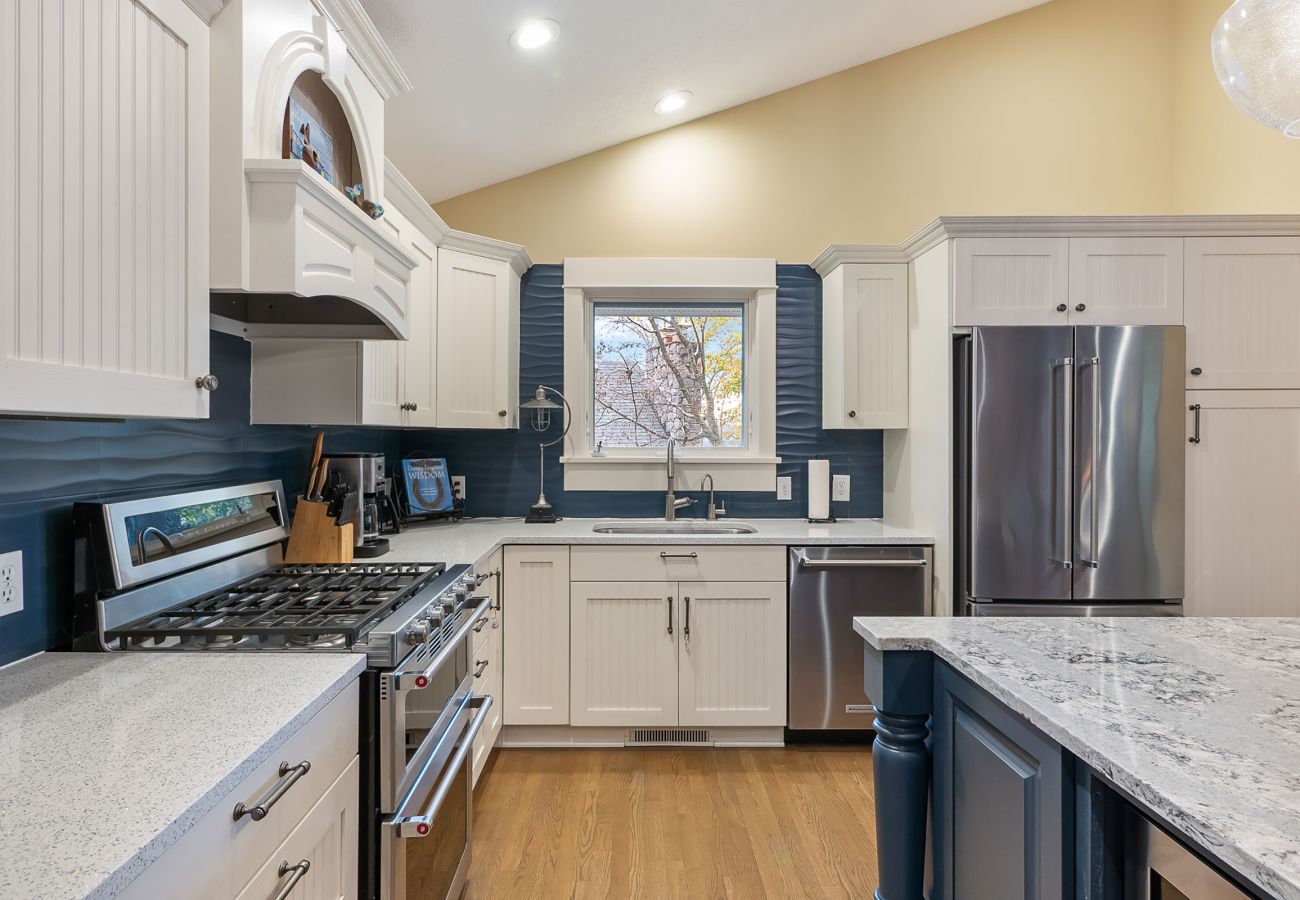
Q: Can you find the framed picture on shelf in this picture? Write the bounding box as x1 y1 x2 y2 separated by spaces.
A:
287 97 336 184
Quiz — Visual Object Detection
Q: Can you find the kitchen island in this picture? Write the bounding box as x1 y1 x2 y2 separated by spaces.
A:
856 616 1300 900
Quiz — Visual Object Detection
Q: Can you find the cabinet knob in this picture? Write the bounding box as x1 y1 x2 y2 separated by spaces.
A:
848 410 857 418
498 410 508 417
1074 303 1087 312
1056 303 1068 313
195 374 219 392
411 403 418 412
1190 367 1203 376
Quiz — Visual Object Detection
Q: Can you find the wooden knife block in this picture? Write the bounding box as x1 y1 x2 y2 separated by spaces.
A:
284 498 355 564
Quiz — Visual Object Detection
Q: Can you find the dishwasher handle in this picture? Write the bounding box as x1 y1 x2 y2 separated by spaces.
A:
793 551 927 570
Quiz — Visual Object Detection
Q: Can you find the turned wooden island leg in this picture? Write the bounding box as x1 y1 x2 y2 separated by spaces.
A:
872 709 931 900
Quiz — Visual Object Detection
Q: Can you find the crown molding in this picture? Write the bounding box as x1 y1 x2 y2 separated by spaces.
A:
314 0 413 100
182 0 227 23
441 230 533 276
811 244 909 276
813 215 1300 273
382 160 451 245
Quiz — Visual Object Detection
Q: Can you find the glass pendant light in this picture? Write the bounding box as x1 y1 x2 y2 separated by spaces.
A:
1212 0 1300 136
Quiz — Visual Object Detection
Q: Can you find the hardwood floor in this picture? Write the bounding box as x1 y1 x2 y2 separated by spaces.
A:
465 747 878 899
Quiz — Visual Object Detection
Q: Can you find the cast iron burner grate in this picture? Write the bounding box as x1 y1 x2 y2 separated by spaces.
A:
105 561 445 650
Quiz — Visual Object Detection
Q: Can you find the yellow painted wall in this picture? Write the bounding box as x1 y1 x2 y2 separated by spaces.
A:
433 0 1299 262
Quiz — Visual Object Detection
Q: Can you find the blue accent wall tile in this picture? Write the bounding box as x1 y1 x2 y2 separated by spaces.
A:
400 264 883 521
0 332 395 666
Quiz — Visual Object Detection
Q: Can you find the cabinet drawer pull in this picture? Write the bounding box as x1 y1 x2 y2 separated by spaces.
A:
272 860 311 900
659 552 698 559
684 596 691 646
474 659 489 678
473 617 489 633
1189 404 1202 444
667 595 673 635
234 760 311 822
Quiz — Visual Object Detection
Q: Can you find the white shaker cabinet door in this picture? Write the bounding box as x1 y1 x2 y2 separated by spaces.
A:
436 248 519 429
402 234 439 427
1067 237 1183 325
677 581 787 727
1184 237 1300 390
1185 391 1300 616
570 582 679 727
822 263 909 429
502 546 570 725
1 0 211 418
952 238 1070 326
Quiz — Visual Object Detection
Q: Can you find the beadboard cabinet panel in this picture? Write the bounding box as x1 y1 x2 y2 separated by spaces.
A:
402 236 439 427
1 0 210 419
502 546 570 725
1067 237 1183 325
952 238 1070 326
1184 237 1300 390
436 249 519 429
1185 392 1300 617
823 264 909 429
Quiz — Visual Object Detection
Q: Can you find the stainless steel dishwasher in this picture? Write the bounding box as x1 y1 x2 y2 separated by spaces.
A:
788 546 932 733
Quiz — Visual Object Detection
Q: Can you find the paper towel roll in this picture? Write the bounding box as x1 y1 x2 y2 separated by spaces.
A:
808 459 830 520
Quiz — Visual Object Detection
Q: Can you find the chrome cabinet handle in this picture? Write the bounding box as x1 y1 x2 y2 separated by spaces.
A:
666 595 673 635
473 617 489 633
474 659 489 678
393 596 493 691
1051 357 1075 570
272 860 310 900
1078 356 1101 570
659 552 698 559
233 761 311 821
386 696 494 838
1189 404 1202 444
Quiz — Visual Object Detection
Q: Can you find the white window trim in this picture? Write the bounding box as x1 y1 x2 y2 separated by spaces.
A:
560 257 779 492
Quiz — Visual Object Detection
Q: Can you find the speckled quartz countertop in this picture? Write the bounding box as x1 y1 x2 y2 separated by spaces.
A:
383 516 933 567
853 616 1300 900
0 651 365 900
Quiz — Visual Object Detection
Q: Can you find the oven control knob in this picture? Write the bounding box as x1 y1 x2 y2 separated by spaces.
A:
406 618 434 643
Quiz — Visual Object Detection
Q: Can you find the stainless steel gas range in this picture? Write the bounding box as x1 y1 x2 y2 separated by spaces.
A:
71 480 492 900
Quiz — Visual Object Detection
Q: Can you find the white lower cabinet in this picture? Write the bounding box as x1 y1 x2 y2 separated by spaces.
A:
1186 391 1300 616
234 758 359 900
570 582 679 727
678 582 787 727
472 549 504 786
568 578 787 729
502 546 571 725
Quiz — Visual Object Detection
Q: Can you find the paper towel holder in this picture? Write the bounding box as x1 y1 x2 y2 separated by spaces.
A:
807 457 837 524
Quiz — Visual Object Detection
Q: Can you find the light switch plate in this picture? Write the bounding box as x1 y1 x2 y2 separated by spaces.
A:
0 550 23 617
832 475 851 502
776 476 793 500
451 476 466 500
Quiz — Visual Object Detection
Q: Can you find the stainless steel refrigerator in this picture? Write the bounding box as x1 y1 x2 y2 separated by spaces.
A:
954 326 1185 616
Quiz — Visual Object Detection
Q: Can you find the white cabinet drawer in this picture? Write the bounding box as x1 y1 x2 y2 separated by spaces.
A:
119 681 360 900
234 757 360 900
570 545 785 582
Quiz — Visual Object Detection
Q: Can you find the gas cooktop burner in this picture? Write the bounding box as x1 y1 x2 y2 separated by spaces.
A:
105 561 446 651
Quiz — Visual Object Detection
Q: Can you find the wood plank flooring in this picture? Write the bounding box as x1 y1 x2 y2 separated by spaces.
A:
465 747 878 899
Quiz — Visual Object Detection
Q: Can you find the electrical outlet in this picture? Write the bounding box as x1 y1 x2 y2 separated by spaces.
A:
0 550 23 617
451 476 466 500
832 475 851 503
776 476 793 500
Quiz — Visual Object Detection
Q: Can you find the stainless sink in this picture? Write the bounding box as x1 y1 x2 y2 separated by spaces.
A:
591 519 758 535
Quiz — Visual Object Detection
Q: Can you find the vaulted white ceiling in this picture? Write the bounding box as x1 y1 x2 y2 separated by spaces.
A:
364 0 1051 203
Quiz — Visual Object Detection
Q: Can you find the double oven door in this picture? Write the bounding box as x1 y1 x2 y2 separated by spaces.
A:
373 596 494 900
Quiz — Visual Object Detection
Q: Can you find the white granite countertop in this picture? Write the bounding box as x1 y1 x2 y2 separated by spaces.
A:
384 516 933 567
853 616 1300 900
0 651 365 900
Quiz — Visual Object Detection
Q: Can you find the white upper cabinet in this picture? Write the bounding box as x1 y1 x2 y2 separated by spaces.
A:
1067 237 1183 325
1184 237 1300 390
0 0 212 419
822 263 909 429
1185 391 1300 616
436 247 521 429
952 238 1070 326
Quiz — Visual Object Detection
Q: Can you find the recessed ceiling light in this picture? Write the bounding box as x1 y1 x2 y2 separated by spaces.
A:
510 19 560 52
654 90 692 115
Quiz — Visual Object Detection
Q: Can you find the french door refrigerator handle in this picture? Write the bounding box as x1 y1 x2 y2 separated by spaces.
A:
1051 357 1074 570
1078 356 1101 569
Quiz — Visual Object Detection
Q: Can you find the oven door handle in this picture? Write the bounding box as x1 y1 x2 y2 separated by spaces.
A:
385 695 493 838
393 596 493 691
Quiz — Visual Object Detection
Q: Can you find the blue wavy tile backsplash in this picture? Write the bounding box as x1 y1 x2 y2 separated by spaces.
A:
401 264 883 520
0 263 883 666
0 332 397 666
